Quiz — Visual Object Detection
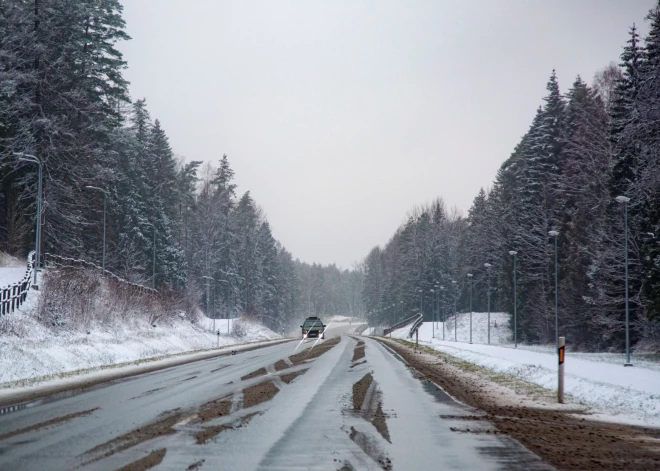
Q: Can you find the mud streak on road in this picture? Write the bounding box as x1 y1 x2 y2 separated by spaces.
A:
195 412 261 445
0 408 98 441
280 369 308 384
198 396 232 423
289 337 341 365
349 427 392 470
240 367 267 381
243 380 280 409
80 409 183 464
352 373 373 412
116 448 166 471
352 340 365 362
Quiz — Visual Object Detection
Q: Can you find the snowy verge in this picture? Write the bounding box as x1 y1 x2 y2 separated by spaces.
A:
389 322 660 427
1 311 282 388
0 336 291 407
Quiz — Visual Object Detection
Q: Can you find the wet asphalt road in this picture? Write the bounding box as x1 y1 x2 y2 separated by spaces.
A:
0 325 552 470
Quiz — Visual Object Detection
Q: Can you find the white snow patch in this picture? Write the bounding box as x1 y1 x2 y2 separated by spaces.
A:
391 321 660 427
0 267 28 289
1 289 281 387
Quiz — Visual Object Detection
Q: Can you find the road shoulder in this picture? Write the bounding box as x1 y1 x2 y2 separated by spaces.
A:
376 337 660 471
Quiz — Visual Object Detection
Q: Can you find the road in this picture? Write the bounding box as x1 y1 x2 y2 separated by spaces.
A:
0 324 551 470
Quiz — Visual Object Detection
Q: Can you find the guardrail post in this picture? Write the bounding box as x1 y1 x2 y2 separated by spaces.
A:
558 336 565 404
415 329 419 348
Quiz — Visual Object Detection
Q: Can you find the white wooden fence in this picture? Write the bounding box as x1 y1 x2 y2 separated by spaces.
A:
0 251 36 316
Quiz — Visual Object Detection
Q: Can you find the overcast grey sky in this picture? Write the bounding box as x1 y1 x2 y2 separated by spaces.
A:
118 0 654 269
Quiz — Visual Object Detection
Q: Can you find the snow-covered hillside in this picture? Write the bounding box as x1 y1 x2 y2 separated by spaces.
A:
382 311 512 345
0 268 281 388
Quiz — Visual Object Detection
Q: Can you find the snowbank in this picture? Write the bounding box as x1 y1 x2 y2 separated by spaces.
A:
388 312 511 345
0 274 281 387
391 321 660 427
0 267 27 289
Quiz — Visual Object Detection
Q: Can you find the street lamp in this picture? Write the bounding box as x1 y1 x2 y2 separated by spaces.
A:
467 274 473 344
484 263 492 344
430 289 435 338
509 251 518 349
434 281 439 333
218 279 231 334
201 275 215 332
86 186 107 271
615 196 633 366
440 286 445 340
15 153 42 287
144 222 157 290
549 230 559 350
452 280 457 341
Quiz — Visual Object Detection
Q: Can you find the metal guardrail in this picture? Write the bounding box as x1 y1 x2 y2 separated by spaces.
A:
45 253 157 295
1 251 35 316
354 323 369 335
408 313 424 338
383 313 421 335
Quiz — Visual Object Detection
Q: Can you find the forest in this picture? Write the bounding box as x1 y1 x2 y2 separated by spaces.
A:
362 10 660 351
0 0 363 332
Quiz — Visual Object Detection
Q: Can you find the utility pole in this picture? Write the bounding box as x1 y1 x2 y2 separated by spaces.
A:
86 186 107 271
16 154 42 287
549 231 559 351
615 196 633 366
484 263 492 345
510 251 518 348
467 274 473 344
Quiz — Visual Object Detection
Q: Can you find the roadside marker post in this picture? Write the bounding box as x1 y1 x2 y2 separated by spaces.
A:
415 329 419 348
558 336 565 404
217 330 220 348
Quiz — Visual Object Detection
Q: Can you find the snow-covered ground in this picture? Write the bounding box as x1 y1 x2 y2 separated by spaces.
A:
0 265 282 388
1 310 281 387
0 267 28 288
389 320 660 427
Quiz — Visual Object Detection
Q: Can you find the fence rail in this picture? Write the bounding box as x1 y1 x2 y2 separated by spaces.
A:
1 251 36 316
408 313 424 338
44 253 157 295
383 313 421 336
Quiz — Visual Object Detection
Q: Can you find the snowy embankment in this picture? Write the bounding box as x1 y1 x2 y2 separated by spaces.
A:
388 315 660 427
1 312 280 388
0 265 281 388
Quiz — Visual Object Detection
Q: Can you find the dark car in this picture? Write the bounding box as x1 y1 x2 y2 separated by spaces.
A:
301 317 326 339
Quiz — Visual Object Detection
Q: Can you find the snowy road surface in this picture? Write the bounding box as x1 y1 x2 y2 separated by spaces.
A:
0 326 551 470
